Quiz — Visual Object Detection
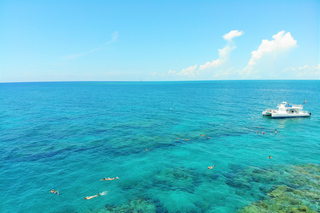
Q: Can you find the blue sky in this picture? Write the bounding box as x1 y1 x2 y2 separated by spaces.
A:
0 0 319 82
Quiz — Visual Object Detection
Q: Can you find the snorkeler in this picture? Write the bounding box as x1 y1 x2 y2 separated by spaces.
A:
208 165 215 169
268 156 272 159
201 135 205 137
50 189 59 195
275 129 278 133
262 132 265 135
101 177 119 181
85 193 99 200
207 137 210 139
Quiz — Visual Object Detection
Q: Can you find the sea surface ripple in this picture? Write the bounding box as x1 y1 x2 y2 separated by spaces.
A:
0 80 319 212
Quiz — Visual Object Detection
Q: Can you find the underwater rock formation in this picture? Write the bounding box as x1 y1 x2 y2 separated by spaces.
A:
98 198 157 213
94 164 319 212
238 163 320 212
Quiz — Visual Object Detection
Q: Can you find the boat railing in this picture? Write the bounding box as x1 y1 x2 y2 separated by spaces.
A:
265 109 277 113
290 104 303 108
278 104 303 108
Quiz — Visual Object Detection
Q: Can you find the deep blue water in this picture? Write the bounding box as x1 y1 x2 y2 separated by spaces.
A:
0 80 319 212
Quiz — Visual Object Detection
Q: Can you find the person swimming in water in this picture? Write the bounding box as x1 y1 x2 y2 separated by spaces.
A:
85 193 99 200
268 156 272 159
50 189 59 195
101 177 119 181
275 129 278 133
208 165 215 169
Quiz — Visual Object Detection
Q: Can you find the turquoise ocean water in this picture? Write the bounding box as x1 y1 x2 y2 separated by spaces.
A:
0 80 319 212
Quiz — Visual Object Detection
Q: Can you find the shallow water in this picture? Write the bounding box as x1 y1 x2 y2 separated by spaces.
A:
0 80 319 212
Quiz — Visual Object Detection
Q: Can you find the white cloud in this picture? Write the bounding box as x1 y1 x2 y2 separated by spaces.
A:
166 30 243 78
299 65 308 70
176 65 198 77
282 64 320 79
199 59 222 70
167 69 177 75
242 31 297 74
199 45 235 70
199 31 242 70
213 67 235 78
223 30 244 41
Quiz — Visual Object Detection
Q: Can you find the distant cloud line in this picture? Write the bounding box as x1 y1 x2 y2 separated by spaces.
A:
283 64 320 78
162 30 244 77
152 30 317 79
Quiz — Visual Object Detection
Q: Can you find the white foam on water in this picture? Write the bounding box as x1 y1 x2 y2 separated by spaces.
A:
99 191 108 196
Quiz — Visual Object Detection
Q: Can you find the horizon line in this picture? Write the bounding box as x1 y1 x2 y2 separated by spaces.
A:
1 79 319 84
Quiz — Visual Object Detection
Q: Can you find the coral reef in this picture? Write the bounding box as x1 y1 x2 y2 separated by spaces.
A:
94 164 319 213
96 198 157 213
238 164 320 212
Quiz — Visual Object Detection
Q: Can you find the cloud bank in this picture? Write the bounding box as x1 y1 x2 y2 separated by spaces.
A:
242 31 297 75
283 64 320 79
150 30 314 80
158 30 243 78
198 30 243 71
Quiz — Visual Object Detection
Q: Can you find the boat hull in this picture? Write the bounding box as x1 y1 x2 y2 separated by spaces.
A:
262 109 277 116
271 113 311 118
262 111 271 116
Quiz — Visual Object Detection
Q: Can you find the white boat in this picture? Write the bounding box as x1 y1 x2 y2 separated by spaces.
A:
262 102 311 118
